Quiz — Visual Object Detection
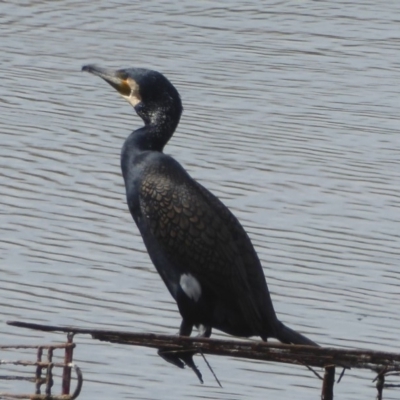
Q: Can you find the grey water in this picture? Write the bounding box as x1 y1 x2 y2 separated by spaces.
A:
1 1 400 399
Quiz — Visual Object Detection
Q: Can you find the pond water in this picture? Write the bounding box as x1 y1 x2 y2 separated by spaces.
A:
1 1 400 399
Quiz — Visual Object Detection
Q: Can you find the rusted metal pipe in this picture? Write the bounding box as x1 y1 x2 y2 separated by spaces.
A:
1 334 81 400
62 333 74 395
321 366 335 400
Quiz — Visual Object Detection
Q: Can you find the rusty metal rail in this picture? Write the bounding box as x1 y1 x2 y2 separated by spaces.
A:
0 339 82 400
5 320 400 399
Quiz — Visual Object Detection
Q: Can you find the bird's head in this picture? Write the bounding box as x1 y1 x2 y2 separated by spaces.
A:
82 65 182 128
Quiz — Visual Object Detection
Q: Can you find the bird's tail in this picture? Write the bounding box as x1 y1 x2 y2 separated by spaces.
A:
275 321 319 346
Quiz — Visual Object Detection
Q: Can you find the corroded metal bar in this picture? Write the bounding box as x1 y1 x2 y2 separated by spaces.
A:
35 346 43 395
1 329 81 399
0 394 73 399
0 365 82 400
375 369 385 400
0 344 74 350
321 366 335 400
0 360 71 368
62 333 74 395
7 320 400 372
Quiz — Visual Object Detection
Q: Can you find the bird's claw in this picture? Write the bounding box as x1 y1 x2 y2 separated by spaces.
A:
157 348 203 383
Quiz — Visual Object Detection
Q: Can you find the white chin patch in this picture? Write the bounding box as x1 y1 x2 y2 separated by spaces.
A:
122 93 141 107
180 274 202 302
121 78 141 107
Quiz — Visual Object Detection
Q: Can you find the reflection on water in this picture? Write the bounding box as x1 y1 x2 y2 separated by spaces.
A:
1 1 400 399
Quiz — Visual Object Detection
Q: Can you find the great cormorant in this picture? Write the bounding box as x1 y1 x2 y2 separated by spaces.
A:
82 64 318 375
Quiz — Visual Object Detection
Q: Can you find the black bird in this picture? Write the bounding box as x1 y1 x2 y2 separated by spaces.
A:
83 65 318 373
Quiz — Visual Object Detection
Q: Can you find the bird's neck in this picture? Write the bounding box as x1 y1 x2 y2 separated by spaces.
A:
120 121 175 176
131 101 181 152
120 124 173 195
120 106 181 181
126 121 175 153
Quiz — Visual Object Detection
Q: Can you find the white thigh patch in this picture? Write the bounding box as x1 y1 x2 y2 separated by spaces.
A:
180 274 202 302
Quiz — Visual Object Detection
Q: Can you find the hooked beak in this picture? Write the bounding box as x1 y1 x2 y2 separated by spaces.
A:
82 64 132 97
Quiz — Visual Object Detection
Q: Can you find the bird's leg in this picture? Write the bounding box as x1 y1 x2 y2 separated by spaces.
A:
157 319 204 383
179 319 193 336
157 319 192 368
197 324 211 338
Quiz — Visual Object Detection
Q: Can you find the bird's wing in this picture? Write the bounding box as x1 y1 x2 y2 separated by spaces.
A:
138 158 273 333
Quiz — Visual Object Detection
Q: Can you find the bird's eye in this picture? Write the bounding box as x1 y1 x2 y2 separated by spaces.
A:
117 71 129 80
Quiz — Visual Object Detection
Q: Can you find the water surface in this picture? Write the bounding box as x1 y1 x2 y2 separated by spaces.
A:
1 1 400 399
